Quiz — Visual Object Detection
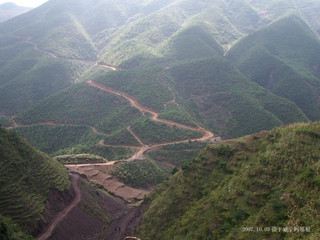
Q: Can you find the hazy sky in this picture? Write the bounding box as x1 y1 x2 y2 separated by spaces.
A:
0 0 48 7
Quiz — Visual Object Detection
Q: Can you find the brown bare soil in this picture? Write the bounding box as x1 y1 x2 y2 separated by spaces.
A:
36 173 141 240
37 174 81 240
66 164 149 202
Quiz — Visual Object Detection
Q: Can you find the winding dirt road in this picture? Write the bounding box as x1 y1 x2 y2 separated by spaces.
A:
85 80 214 161
86 80 214 139
11 35 118 71
37 174 81 240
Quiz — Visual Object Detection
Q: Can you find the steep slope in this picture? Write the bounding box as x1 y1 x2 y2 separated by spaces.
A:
0 127 70 235
138 122 320 240
160 24 224 61
165 57 308 138
0 2 31 22
0 127 145 240
227 15 320 121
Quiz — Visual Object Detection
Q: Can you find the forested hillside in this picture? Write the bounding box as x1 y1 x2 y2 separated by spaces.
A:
1 0 320 239
138 122 320 240
0 127 70 236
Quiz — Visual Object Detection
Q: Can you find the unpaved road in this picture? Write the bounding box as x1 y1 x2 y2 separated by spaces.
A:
127 126 144 146
37 174 81 240
12 35 118 71
86 80 214 140
86 80 214 161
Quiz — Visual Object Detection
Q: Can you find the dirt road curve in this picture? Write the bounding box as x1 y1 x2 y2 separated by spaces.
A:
37 174 81 240
11 35 118 71
86 80 214 140
85 80 214 161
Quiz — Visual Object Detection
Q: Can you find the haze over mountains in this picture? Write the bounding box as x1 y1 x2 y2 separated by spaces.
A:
1 0 320 239
0 2 31 22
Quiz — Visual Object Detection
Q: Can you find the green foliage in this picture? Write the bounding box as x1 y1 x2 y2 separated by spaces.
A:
158 104 197 128
15 83 132 127
214 145 235 158
14 125 97 156
104 128 140 146
55 154 105 164
0 215 34 240
94 67 172 112
148 141 207 166
111 159 171 188
138 122 320 240
0 44 90 114
160 24 223 61
131 118 202 144
227 15 320 121
0 117 11 127
0 128 70 233
64 144 136 161
167 57 308 138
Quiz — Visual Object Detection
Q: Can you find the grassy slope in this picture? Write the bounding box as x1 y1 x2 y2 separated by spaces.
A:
15 83 139 129
14 125 96 156
138 122 320 240
167 57 308 138
0 215 34 240
94 68 172 112
111 159 172 188
0 35 91 115
131 118 202 144
13 124 136 160
227 15 320 121
147 141 207 167
0 127 70 234
159 24 224 61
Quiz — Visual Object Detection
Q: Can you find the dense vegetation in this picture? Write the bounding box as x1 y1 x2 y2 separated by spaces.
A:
104 128 141 146
0 215 34 240
148 141 207 167
0 0 318 149
158 104 198 128
55 154 105 164
0 117 11 127
64 144 136 161
111 159 171 188
138 122 320 239
227 15 320 121
131 118 202 144
0 127 70 234
14 125 97 156
166 57 308 138
15 83 133 128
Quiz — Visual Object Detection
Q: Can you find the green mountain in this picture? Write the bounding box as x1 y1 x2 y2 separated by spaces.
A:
227 15 320 121
0 127 70 235
0 0 318 159
1 0 320 238
138 122 320 240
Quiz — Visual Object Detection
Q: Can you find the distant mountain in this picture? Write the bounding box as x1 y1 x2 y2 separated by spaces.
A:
227 15 320 121
0 2 31 22
1 0 320 238
138 122 320 239
0 0 319 155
